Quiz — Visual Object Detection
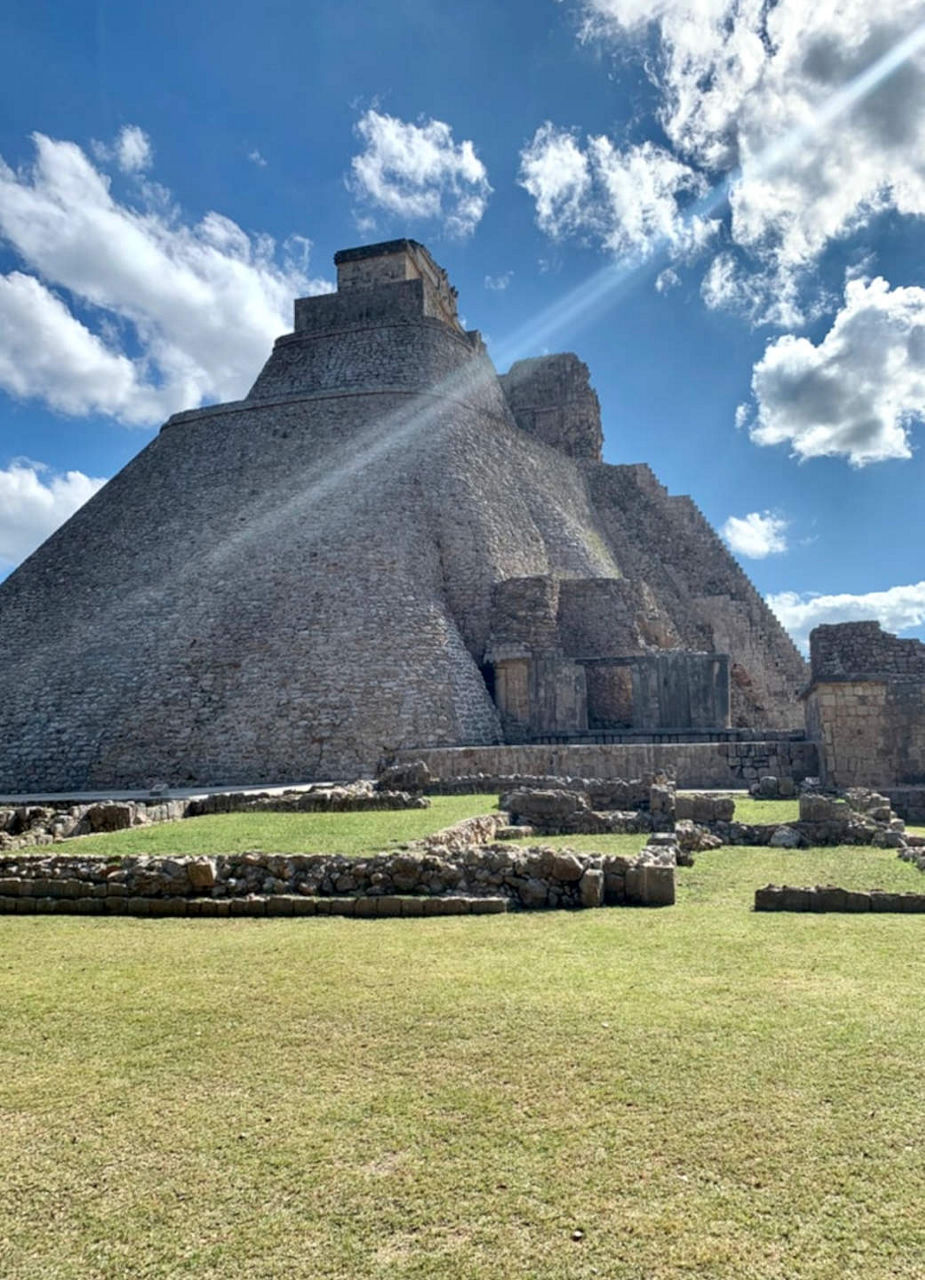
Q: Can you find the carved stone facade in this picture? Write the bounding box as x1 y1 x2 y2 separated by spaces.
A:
0 239 807 790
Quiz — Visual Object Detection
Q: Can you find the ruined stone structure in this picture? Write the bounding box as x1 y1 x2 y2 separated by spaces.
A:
0 239 807 791
804 622 925 810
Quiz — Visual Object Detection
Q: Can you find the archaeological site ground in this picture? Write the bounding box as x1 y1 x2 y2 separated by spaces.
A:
1 242 924 1278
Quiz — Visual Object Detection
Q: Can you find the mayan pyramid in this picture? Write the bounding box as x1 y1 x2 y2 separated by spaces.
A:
0 240 806 790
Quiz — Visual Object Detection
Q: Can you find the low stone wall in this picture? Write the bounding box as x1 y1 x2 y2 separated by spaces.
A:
683 791 921 851
422 771 665 809
499 780 675 836
185 787 425 817
885 787 925 824
0 786 425 851
399 741 819 789
0 845 676 916
755 884 925 913
675 793 735 822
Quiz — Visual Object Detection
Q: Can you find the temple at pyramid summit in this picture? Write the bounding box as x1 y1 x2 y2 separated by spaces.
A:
0 239 812 792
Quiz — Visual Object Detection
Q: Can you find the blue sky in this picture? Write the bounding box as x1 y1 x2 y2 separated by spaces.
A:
1 0 924 649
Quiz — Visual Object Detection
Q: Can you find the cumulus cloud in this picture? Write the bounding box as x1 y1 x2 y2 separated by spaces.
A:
350 110 491 238
721 510 789 558
0 130 332 426
768 581 925 652
0 272 168 424
115 125 153 174
743 275 925 465
247 149 267 168
700 250 807 328
519 124 718 261
577 0 925 313
0 460 106 571
655 267 680 293
93 124 154 174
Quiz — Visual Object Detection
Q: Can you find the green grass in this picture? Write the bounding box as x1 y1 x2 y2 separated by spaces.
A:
729 795 800 825
55 795 498 858
2 838 925 1278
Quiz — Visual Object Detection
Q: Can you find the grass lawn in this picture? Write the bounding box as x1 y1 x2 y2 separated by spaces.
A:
2 833 925 1278
56 795 498 858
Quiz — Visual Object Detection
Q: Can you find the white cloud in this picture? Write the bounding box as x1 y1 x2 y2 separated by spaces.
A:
577 0 925 312
700 251 808 328
350 110 491 238
115 125 153 174
655 267 680 293
721 510 789 558
768 581 925 652
518 123 591 239
248 149 267 168
0 272 168 424
519 124 718 261
745 275 925 466
484 271 513 291
0 460 106 571
0 131 332 426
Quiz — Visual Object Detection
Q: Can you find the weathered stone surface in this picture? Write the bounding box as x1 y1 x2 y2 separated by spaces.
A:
503 789 588 829
755 884 925 912
0 240 808 793
579 869 604 908
0 836 677 915
806 623 925 793
551 852 583 882
520 878 549 909
187 858 216 890
770 825 802 849
375 760 432 794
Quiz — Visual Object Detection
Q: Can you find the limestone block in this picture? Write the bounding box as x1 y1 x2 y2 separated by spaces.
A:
266 895 295 916
187 858 217 890
579 869 604 908
551 852 583 882
770 826 802 849
520 878 549 909
470 897 507 914
626 864 675 906
754 886 783 911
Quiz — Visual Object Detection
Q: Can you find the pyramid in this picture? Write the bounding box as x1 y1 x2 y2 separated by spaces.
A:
0 240 806 790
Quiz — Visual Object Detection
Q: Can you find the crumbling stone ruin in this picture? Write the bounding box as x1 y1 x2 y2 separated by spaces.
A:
0 834 676 917
0 782 427 852
804 622 925 812
0 238 809 792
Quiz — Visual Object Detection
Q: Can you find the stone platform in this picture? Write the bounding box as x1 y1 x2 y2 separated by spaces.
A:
399 740 819 790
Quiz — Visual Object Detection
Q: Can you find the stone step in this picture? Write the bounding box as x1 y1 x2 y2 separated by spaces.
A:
0 892 511 919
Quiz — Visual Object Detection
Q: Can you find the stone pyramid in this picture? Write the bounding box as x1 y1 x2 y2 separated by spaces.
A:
0 240 806 790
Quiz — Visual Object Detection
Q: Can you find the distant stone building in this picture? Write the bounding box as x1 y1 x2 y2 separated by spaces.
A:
0 239 808 790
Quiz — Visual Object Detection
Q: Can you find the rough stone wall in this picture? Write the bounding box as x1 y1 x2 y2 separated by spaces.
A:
334 239 462 331
399 741 819 789
0 846 675 914
584 464 806 727
500 354 604 460
810 622 925 680
252 282 487 404
806 624 925 790
557 577 677 656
